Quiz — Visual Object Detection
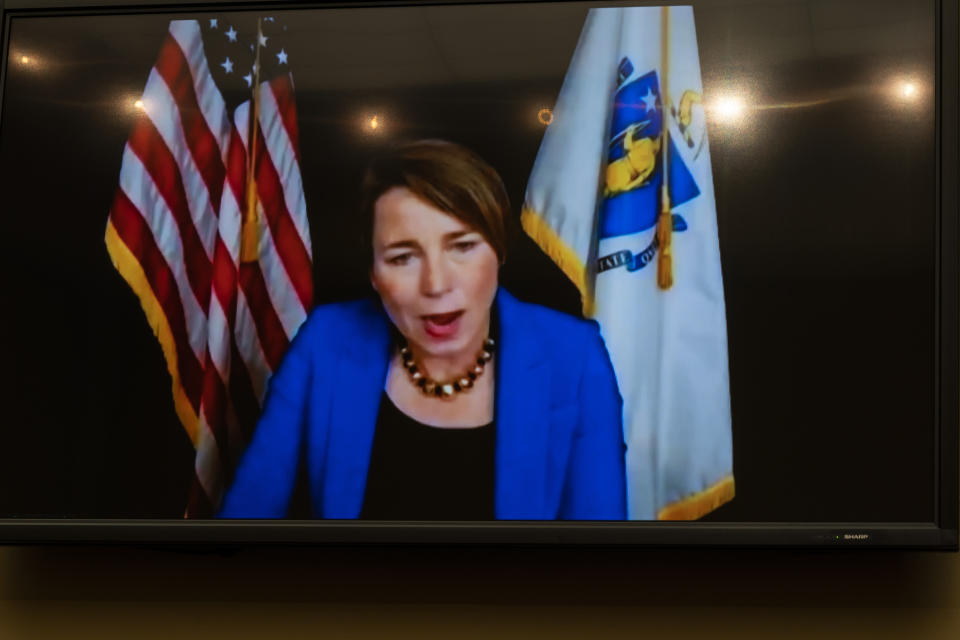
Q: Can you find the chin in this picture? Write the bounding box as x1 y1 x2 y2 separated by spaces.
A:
416 317 481 356
415 332 472 357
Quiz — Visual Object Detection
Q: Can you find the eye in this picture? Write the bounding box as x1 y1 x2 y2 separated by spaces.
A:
386 253 413 266
452 240 478 253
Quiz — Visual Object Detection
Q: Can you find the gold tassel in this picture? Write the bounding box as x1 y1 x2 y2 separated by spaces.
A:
241 16 264 265
240 176 259 263
657 184 673 290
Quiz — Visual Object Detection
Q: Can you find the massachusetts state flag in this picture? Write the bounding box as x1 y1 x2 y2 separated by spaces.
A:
523 6 733 520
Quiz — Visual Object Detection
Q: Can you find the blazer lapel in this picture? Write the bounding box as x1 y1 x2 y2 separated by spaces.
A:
494 289 551 519
322 299 391 518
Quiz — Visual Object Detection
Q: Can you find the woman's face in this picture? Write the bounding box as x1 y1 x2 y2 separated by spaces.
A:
370 186 499 360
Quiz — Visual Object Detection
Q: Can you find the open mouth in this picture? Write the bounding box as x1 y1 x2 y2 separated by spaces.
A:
422 310 464 339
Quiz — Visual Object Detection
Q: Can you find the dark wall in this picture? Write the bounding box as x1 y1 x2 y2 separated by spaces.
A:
1 544 960 638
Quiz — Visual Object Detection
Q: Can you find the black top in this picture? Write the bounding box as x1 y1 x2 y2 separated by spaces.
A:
360 392 496 520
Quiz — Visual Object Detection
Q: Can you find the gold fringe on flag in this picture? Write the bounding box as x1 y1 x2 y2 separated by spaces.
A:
105 220 201 446
521 205 595 317
657 474 735 520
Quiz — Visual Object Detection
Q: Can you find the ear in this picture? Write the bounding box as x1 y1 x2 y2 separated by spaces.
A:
369 267 379 293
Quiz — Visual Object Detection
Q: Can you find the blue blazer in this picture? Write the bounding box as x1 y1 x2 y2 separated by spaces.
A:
219 288 627 520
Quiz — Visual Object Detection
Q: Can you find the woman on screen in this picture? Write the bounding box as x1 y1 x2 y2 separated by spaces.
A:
218 140 626 520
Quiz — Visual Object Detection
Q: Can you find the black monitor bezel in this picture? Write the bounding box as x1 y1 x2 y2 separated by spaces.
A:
0 0 955 549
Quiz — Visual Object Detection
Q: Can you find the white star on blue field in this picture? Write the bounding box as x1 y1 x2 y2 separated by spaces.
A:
641 87 658 113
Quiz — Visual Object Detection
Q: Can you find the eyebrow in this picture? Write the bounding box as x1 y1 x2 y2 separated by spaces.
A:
382 230 477 251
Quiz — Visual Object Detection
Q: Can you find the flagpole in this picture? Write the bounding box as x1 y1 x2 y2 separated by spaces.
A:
241 16 264 264
656 6 674 290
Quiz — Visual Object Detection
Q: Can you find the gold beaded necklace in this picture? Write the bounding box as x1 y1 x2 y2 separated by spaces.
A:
399 337 495 397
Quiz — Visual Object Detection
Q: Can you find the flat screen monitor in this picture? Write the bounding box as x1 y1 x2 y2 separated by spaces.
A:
0 0 956 548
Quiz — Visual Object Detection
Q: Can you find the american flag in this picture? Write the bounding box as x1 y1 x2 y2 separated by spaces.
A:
105 18 313 517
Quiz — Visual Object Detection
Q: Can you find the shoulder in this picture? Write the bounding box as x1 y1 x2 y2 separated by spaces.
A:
496 288 622 418
495 288 613 390
288 296 388 356
298 295 382 330
496 288 603 350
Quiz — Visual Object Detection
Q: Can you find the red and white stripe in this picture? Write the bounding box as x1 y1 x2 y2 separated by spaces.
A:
106 19 313 517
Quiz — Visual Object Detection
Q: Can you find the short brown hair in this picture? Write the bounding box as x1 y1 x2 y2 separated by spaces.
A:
359 140 511 266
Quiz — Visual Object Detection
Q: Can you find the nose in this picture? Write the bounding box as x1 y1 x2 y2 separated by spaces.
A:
420 253 452 297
